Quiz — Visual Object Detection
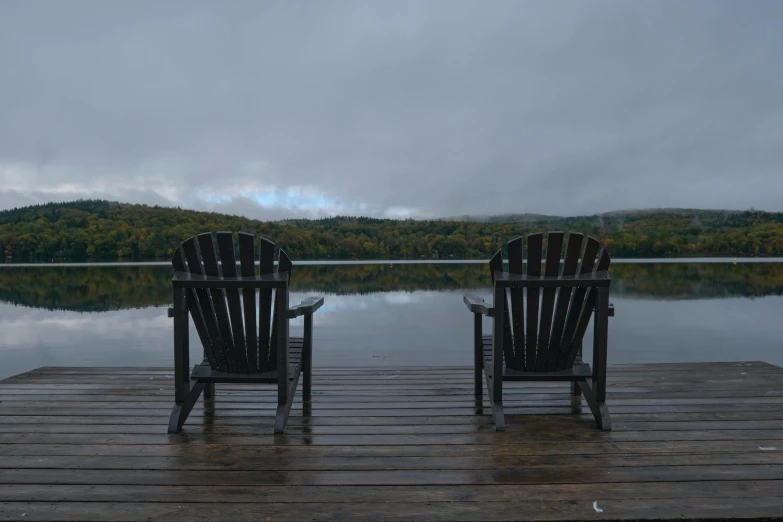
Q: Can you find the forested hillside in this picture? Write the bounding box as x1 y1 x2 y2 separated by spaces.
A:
1 200 782 261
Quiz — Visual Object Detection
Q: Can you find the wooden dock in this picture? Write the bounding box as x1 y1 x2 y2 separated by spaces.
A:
0 362 782 521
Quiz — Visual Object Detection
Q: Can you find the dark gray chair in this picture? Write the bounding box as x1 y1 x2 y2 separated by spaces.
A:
464 232 614 431
168 231 323 433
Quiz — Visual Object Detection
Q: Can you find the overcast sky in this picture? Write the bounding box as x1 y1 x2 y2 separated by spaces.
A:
1 0 781 219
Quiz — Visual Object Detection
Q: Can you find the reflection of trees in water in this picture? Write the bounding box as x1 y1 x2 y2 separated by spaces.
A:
610 263 783 300
0 265 173 312
0 264 492 313
292 263 491 295
0 262 781 312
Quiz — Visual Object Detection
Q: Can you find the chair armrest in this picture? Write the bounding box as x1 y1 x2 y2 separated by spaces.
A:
463 294 494 316
288 296 325 318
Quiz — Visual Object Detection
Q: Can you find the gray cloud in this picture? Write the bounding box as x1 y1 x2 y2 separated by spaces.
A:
1 0 781 219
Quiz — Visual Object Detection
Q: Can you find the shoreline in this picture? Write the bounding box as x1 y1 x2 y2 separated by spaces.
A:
2 257 783 267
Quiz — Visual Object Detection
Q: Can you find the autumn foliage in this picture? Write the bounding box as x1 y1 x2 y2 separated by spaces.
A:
1 200 782 262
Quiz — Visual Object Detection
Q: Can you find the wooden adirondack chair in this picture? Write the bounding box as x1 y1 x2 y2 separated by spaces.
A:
464 232 614 431
168 231 324 434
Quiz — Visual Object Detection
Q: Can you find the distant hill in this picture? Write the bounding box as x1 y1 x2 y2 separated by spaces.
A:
1 200 782 261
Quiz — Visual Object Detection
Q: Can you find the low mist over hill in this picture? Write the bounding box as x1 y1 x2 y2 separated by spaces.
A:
443 208 752 224
1 200 782 261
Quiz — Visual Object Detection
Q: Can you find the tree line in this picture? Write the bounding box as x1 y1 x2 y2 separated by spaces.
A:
1 200 783 262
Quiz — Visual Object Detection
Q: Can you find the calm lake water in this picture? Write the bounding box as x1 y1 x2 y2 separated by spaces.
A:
1 261 782 380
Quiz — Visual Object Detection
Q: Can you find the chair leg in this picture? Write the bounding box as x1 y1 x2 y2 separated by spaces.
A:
200 355 214 399
581 286 611 431
489 395 505 432
474 314 483 399
577 379 611 431
570 379 583 415
303 315 313 403
303 357 312 403
168 382 206 433
275 370 301 434
484 363 505 432
489 284 505 431
572 340 583 396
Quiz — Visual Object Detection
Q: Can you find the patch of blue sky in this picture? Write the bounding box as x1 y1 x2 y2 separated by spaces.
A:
200 187 369 213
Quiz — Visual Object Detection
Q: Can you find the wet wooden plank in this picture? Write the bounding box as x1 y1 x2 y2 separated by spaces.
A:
4 398 783 413
0 480 780 503
4 395 783 412
2 419 783 435
3 404 783 419
5 408 783 423
3 464 783 486
0 440 779 458
8 364 783 377
1 497 782 522
18 361 780 375
1 452 779 472
1 363 782 521
11 371 781 382
1 429 782 446
2 375 781 389
2 386 781 401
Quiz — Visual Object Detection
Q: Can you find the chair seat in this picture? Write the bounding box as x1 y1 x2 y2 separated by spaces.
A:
481 334 591 381
191 337 304 383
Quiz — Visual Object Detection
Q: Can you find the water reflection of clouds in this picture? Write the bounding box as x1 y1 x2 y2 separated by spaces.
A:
0 304 174 380
383 292 421 304
592 296 783 367
289 291 426 327
0 306 170 339
2 287 782 381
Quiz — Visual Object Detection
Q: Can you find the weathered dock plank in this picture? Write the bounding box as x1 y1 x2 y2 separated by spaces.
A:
1 362 782 521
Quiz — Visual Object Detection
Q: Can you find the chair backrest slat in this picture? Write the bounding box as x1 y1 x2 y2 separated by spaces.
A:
216 231 249 373
257 238 275 371
506 237 525 370
197 232 239 373
535 232 564 372
557 237 601 370
181 236 227 371
524 233 543 371
597 248 611 272
238 233 259 372
172 248 212 353
546 232 584 371
564 245 611 368
269 249 292 372
489 249 514 369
